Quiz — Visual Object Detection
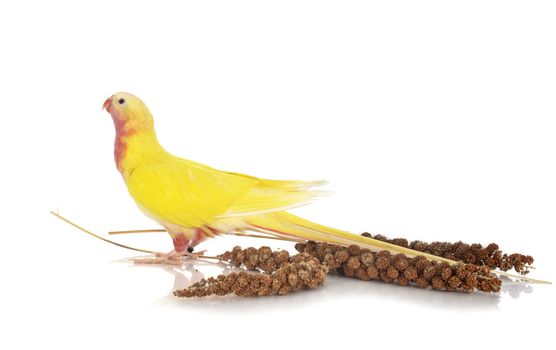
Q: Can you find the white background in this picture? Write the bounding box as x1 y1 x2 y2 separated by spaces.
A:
1 1 555 349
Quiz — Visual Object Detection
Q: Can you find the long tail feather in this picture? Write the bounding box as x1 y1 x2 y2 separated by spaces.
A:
246 212 457 265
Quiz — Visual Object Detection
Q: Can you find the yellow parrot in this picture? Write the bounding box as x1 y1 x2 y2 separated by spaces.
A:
102 92 452 264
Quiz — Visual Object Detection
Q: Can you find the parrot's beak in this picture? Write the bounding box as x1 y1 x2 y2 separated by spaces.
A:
103 97 113 113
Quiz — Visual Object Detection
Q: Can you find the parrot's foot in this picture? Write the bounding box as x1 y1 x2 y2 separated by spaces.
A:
132 249 206 266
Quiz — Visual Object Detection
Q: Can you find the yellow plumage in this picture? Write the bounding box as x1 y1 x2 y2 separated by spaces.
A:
103 92 454 263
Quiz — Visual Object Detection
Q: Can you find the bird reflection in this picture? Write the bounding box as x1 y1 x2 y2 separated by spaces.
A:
125 257 235 291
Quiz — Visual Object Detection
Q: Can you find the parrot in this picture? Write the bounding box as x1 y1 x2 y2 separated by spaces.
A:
102 92 453 264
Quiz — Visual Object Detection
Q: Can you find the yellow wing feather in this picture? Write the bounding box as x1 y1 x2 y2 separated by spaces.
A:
126 155 326 227
225 171 327 191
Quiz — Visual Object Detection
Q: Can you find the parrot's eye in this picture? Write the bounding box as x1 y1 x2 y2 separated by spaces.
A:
118 98 125 105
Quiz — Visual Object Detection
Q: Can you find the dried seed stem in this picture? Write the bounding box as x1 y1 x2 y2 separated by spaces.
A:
50 211 159 254
108 229 166 235
493 270 551 285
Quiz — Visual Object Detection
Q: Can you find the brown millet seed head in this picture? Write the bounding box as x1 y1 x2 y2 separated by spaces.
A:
334 250 350 263
277 250 290 261
177 247 328 298
392 238 409 247
395 257 409 271
414 257 431 272
231 249 245 267
305 241 318 253
403 267 418 281
415 277 429 289
393 253 407 261
347 244 362 256
303 241 503 293
367 266 379 279
378 271 392 283
343 267 357 277
346 256 361 270
456 265 469 280
287 273 298 287
294 242 307 252
423 265 437 281
441 267 453 281
448 276 463 289
386 266 399 280
360 253 375 267
375 256 390 270
206 241 507 297
258 246 272 261
431 276 446 291
218 251 231 261
244 247 257 261
366 233 534 275
324 253 340 269
356 268 371 281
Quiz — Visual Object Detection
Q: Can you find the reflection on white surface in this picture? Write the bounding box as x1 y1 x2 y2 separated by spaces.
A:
121 260 538 311
499 278 535 299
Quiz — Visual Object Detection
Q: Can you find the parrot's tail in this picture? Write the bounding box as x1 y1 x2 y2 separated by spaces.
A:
246 212 456 264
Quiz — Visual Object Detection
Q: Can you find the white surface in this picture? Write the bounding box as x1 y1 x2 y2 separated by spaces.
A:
1 1 555 349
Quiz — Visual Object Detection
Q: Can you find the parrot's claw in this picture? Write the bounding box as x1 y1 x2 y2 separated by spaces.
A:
132 249 207 266
166 248 207 260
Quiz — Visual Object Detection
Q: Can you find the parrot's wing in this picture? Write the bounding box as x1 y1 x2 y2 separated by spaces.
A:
127 158 327 225
127 160 257 227
128 158 322 227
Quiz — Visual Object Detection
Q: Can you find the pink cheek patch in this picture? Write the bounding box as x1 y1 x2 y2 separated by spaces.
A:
111 111 135 172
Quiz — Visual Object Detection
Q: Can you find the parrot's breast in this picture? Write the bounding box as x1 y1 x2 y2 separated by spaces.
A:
113 128 163 180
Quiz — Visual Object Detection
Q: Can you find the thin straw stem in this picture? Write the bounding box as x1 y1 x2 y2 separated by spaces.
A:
108 229 166 235
50 211 159 254
493 270 551 285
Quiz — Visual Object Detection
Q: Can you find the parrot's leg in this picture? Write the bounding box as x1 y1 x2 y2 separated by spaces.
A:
163 248 206 259
132 232 206 265
171 233 191 253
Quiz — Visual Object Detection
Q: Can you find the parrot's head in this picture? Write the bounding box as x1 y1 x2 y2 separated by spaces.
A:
103 92 154 135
